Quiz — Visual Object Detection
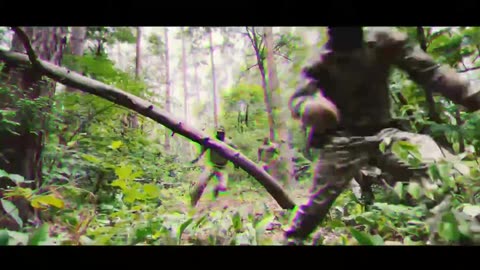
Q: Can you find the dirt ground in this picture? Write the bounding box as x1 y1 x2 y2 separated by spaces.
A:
176 182 313 245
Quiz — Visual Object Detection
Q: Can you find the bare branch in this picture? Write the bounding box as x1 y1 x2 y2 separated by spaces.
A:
1 28 296 210
274 52 292 62
245 63 258 71
457 65 480 73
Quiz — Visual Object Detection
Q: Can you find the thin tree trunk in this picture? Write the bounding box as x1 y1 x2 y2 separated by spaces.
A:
208 29 219 128
264 27 295 186
194 62 200 102
247 27 276 142
164 28 171 150
0 27 67 229
66 27 86 93
182 27 188 122
127 27 142 129
135 27 142 79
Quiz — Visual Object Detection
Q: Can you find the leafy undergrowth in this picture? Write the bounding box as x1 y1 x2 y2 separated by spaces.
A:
3 170 479 246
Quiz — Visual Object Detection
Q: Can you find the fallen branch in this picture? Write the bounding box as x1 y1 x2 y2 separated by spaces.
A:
1 27 296 210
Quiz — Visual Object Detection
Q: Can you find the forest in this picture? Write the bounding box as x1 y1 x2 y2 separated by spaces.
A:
0 26 479 245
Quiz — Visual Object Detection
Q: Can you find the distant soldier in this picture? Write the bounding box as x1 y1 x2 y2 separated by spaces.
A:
285 27 480 245
257 137 279 173
190 127 237 207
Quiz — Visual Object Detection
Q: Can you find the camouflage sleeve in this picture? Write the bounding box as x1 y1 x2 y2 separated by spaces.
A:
379 29 480 112
288 80 320 119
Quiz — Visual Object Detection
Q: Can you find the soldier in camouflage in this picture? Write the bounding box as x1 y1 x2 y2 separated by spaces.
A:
258 137 279 173
285 27 480 244
190 127 238 207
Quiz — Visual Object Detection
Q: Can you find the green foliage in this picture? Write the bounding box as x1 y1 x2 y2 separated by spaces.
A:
3 27 480 246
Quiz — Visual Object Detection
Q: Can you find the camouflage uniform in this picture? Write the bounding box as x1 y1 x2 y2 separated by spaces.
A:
190 128 237 206
258 137 279 173
285 27 480 243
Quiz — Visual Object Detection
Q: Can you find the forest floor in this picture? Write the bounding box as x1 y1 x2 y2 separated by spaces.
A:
169 180 329 245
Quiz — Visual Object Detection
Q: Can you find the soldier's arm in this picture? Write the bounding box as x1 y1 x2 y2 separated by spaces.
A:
384 29 480 112
191 146 207 164
288 80 320 120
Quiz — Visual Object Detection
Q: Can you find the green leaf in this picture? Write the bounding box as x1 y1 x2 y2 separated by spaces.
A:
31 195 65 209
438 212 461 242
6 230 29 245
407 182 422 200
0 169 9 178
115 165 133 180
143 184 160 198
379 142 386 153
177 218 194 245
0 199 23 228
403 236 423 245
0 230 9 246
192 214 209 230
462 204 480 218
370 235 385 245
349 228 376 245
393 182 405 199
255 213 274 239
8 174 26 184
110 179 128 191
232 212 243 232
82 154 101 164
28 224 49 245
110 140 123 150
391 141 409 161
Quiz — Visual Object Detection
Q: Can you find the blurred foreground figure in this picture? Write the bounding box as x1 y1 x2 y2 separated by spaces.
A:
285 26 480 245
190 127 237 206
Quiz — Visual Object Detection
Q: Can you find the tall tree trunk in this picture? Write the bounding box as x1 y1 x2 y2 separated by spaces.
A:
247 27 276 142
127 26 142 129
194 61 201 102
135 27 142 79
0 27 67 229
208 29 219 128
264 27 295 186
182 27 188 122
164 28 171 151
65 27 87 93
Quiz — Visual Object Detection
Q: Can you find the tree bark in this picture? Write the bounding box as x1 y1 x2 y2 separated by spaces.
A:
0 27 67 228
208 29 219 128
264 27 295 186
65 27 86 93
194 61 201 102
181 27 188 122
135 27 142 79
0 32 296 210
164 28 171 151
246 27 276 141
127 26 142 129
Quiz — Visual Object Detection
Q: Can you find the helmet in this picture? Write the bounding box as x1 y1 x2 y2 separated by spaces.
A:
326 27 364 52
216 126 226 141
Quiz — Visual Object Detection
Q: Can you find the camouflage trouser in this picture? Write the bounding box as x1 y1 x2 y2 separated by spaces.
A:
260 159 275 173
190 165 228 207
285 128 449 242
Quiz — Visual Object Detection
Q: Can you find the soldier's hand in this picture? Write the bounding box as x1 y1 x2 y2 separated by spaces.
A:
301 97 339 132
